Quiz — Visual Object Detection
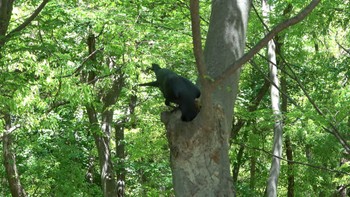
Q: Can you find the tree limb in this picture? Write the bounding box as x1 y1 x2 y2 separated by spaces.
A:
213 0 321 87
0 124 21 141
189 0 207 84
4 0 50 41
61 47 104 78
336 40 350 56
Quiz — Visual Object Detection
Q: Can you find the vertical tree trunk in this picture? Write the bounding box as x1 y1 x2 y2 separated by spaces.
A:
86 106 117 197
280 49 294 197
82 33 124 197
163 0 250 196
115 121 125 197
285 135 294 197
262 1 283 196
231 79 269 194
232 130 247 184
2 113 27 197
336 153 349 196
250 155 257 191
115 94 136 197
0 0 14 47
1 1 46 196
277 4 294 196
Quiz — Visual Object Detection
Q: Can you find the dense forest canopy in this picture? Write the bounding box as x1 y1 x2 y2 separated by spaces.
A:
0 0 349 196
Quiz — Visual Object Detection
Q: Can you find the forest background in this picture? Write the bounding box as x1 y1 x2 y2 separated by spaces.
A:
0 0 349 196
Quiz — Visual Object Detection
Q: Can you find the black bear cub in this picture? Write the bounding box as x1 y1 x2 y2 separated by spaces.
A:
140 64 201 121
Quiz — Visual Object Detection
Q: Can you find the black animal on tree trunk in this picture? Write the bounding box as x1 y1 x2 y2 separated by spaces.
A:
140 64 201 121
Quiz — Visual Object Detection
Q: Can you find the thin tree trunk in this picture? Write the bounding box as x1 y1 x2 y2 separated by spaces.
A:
232 129 247 184
232 80 269 186
82 32 124 197
280 46 294 197
1 3 24 195
277 4 294 196
262 1 283 196
285 135 294 197
115 94 136 197
336 142 349 196
115 121 125 197
2 113 27 197
266 41 283 197
250 155 257 191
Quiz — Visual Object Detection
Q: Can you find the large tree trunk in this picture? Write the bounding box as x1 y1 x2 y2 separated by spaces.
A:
162 0 250 196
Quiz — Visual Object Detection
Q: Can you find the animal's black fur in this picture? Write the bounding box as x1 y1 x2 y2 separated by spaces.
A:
140 64 201 121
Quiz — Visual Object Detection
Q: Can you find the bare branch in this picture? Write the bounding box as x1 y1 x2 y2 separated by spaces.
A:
252 3 270 32
213 0 321 87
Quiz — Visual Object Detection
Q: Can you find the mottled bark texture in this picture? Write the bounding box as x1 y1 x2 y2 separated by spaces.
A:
162 0 250 196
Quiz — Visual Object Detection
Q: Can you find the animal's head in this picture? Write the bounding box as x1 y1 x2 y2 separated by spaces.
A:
151 63 161 72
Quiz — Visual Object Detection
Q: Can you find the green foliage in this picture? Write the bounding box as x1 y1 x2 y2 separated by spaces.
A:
1 0 349 196
232 0 350 196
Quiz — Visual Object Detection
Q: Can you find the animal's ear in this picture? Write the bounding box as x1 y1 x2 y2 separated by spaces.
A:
151 63 161 71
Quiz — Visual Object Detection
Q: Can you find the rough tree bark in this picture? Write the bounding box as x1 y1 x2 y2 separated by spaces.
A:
262 0 283 196
162 0 250 196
